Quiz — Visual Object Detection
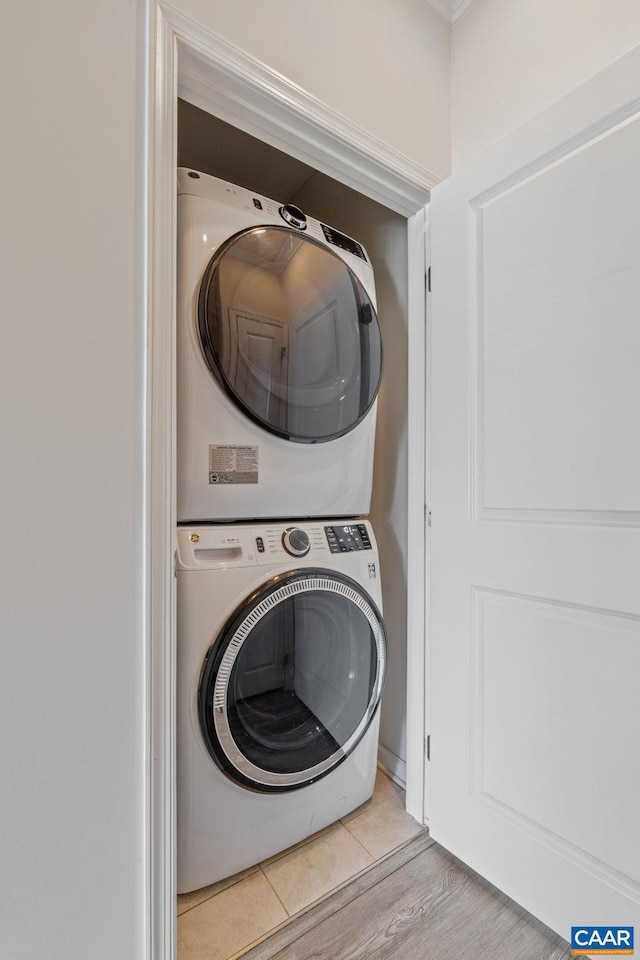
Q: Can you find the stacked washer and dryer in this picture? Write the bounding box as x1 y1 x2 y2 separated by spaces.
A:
176 168 388 894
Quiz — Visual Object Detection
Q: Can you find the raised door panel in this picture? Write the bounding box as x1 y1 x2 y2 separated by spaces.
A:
430 46 640 942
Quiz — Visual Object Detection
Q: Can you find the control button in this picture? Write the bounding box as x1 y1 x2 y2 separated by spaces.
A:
324 526 340 551
282 527 311 557
256 537 265 553
324 527 340 553
358 524 372 549
279 203 307 230
252 198 263 210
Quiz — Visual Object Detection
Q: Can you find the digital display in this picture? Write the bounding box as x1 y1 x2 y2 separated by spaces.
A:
340 526 365 550
320 224 367 262
324 524 372 553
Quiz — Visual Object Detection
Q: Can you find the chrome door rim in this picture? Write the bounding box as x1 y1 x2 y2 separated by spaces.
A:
203 572 386 789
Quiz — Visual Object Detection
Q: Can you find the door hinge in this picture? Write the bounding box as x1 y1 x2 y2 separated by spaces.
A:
426 734 430 762
427 265 431 292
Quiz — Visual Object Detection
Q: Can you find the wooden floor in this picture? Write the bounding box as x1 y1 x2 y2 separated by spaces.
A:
242 833 571 960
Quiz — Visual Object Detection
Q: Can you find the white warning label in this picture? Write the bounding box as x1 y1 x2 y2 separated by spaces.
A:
209 445 258 484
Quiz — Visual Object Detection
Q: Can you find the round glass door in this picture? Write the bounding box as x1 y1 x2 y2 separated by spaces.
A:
198 570 387 792
198 226 383 443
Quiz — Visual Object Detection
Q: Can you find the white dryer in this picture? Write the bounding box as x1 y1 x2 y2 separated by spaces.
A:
176 519 387 894
177 168 383 523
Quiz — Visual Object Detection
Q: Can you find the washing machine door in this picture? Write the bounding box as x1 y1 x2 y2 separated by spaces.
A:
198 569 387 792
198 226 382 443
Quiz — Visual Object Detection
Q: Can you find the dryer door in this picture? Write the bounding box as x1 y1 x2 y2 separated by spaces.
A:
198 569 387 792
198 226 382 443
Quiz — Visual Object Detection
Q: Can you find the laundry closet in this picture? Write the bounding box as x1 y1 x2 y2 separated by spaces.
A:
177 97 411 800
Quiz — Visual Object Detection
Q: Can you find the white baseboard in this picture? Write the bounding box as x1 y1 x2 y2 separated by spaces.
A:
377 744 407 789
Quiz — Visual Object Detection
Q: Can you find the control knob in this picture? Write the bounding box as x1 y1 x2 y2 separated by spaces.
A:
282 527 310 557
279 203 307 230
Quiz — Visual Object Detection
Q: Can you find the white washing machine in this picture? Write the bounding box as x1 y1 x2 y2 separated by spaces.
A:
177 168 383 523
176 519 387 894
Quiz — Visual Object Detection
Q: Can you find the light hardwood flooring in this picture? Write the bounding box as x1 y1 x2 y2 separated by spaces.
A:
177 770 424 960
243 833 572 960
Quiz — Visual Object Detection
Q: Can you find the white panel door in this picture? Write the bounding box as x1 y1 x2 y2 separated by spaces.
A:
429 47 640 942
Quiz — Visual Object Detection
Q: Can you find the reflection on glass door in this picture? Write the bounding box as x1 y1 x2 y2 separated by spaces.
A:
198 227 382 442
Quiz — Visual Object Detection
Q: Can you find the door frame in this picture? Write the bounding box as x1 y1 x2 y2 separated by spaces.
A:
143 3 436 957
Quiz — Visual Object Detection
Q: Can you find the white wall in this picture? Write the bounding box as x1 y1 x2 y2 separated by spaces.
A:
452 0 640 169
177 0 452 179
0 2 448 958
0 3 144 959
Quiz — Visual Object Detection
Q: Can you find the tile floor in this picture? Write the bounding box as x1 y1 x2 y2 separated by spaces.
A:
177 769 424 960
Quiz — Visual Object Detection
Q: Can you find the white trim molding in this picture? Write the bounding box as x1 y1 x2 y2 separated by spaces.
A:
404 204 428 824
145 4 179 960
425 0 478 25
169 4 437 214
378 745 408 789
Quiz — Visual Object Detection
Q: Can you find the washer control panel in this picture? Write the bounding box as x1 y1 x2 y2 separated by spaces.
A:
324 524 372 553
256 524 325 560
251 521 374 563
177 520 375 570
